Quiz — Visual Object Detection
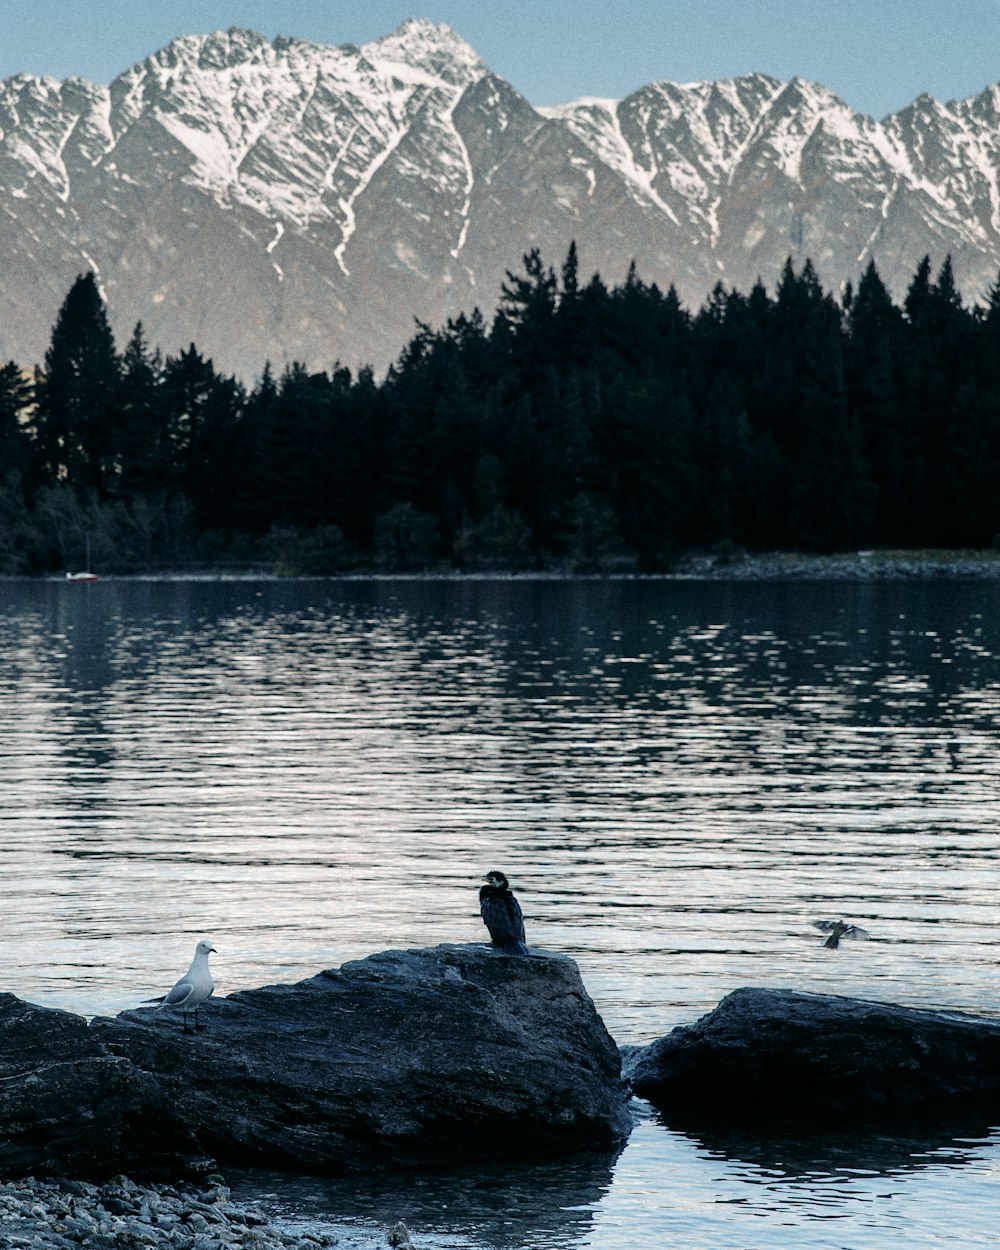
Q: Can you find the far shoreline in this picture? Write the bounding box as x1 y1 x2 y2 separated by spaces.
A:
6 548 1000 583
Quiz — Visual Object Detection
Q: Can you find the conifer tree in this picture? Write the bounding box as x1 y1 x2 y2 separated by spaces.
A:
846 261 904 541
496 249 558 376
32 272 120 494
117 322 166 496
560 240 580 302
900 255 972 541
0 361 32 480
770 258 873 548
159 345 244 530
903 255 934 328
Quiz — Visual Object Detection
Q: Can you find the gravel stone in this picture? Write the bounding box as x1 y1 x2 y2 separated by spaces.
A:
0 1177 309 1250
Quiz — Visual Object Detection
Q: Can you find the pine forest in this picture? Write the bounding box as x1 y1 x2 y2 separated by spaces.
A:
2 246 999 575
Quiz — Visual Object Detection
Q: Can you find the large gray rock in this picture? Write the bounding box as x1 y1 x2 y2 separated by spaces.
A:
0 994 185 1178
626 987 1000 1123
1 946 630 1179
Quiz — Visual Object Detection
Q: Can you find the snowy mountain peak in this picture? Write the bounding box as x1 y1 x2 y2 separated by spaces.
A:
72 20 493 232
361 18 487 87
191 27 273 70
141 27 273 76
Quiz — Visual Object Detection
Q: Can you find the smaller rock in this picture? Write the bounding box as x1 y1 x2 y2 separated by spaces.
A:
627 986 1000 1123
387 1219 415 1248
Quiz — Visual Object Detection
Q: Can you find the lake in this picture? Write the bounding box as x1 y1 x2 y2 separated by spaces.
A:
1 576 998 1249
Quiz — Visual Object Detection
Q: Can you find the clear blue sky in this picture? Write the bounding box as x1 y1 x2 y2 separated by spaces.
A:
0 0 998 118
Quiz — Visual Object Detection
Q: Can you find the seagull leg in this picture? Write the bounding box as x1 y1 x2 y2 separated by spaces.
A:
183 1010 194 1035
195 1006 207 1032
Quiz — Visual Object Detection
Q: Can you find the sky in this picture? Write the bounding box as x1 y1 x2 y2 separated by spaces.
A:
0 0 998 119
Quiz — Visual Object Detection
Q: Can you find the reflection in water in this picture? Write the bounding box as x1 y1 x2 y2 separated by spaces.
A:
231 1143 622 1250
595 1114 1000 1250
664 1109 1000 1179
3 576 1000 1249
231 1112 1000 1250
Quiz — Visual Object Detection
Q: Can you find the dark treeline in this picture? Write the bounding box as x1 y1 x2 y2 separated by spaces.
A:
3 245 1000 574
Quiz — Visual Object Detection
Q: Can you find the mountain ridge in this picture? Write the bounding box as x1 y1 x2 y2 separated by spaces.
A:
3 19 1000 377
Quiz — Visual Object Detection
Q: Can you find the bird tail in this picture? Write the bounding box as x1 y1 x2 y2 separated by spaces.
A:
500 940 529 955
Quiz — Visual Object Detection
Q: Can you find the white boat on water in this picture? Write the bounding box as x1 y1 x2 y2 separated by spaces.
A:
66 538 98 580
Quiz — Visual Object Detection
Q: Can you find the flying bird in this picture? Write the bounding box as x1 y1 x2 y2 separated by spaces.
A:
814 919 871 949
479 870 528 954
158 939 217 1033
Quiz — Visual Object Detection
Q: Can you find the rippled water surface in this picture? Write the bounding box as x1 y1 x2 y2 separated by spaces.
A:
2 576 999 1249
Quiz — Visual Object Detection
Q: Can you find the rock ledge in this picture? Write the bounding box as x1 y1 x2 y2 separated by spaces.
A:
1 945 630 1179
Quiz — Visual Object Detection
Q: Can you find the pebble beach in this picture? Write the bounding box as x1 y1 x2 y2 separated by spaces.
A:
0 1174 339 1250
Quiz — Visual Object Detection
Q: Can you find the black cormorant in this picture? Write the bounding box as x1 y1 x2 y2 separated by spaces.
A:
814 919 870 949
479 870 528 954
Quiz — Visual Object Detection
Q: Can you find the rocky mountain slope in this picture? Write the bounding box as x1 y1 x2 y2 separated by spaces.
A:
2 19 1000 376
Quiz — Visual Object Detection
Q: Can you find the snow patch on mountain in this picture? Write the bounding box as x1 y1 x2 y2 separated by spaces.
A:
541 96 681 222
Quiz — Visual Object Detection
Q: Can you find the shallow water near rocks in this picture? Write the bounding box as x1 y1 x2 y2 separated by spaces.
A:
2 576 999 1249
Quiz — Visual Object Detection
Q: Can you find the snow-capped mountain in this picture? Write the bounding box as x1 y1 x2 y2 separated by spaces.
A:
546 74 1000 296
2 19 1000 376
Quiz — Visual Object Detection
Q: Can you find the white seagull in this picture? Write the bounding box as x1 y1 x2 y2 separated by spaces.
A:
158 939 217 1033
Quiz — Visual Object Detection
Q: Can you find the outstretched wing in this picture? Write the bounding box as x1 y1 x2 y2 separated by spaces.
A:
814 919 871 941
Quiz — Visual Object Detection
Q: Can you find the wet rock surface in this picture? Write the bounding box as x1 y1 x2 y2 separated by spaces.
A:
626 987 1000 1123
2 946 630 1179
0 995 184 1179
